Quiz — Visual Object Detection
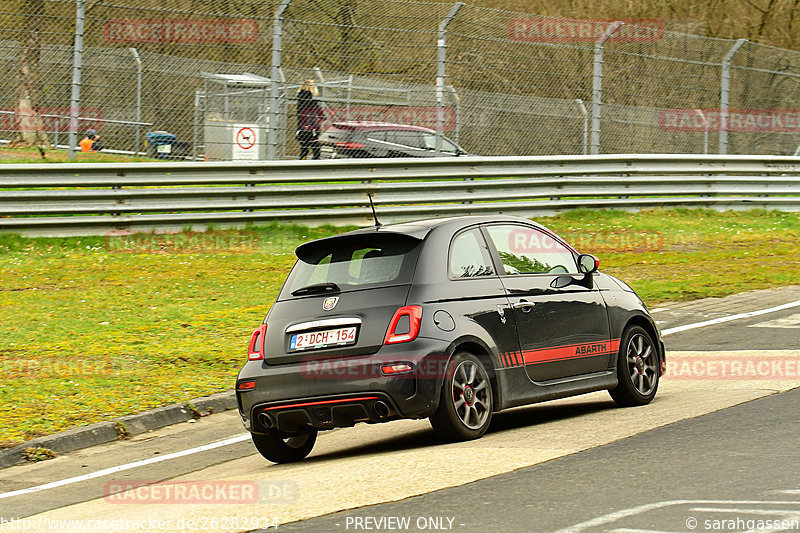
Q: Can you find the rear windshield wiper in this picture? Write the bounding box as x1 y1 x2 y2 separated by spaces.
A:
291 282 341 296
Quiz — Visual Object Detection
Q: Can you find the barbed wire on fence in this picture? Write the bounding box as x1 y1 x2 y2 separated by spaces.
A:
1 0 799 160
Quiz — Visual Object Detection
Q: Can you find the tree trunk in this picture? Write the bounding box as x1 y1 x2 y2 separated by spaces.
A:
9 0 50 149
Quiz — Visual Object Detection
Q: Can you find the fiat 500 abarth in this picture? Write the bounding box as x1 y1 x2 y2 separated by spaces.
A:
237 215 665 463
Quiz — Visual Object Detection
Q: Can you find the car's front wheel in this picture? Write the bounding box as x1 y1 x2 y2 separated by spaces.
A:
251 428 317 464
609 325 660 407
430 352 493 441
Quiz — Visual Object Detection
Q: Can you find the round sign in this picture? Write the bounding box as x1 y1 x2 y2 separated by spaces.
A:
236 127 256 150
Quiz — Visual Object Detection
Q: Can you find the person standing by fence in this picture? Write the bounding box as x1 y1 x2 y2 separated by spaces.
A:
295 80 325 160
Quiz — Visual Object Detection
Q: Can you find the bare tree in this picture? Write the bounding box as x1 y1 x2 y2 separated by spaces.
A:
9 0 50 151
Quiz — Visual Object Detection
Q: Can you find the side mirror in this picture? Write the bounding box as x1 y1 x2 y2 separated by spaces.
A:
550 275 573 289
577 254 599 275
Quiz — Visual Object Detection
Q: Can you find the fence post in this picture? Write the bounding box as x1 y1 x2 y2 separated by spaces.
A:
193 89 203 161
267 0 292 160
129 48 142 155
590 21 622 156
694 108 709 154
720 38 747 155
575 99 588 155
448 85 461 145
68 0 86 161
436 2 464 154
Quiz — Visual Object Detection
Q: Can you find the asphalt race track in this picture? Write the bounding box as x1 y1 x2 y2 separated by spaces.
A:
1 285 798 533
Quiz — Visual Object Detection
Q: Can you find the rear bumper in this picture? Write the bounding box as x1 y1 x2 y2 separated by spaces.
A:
236 337 450 434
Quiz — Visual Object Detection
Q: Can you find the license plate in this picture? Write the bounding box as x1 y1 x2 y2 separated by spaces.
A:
289 326 357 351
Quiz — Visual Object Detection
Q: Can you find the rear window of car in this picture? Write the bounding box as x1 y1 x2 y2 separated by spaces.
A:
280 233 422 298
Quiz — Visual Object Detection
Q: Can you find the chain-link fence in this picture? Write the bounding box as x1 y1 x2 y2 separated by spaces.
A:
1 0 800 160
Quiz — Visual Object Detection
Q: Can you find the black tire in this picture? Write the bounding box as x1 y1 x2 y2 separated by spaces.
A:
429 352 493 441
251 428 317 464
609 325 660 407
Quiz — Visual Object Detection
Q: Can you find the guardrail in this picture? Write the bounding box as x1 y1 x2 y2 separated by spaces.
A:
1 155 799 236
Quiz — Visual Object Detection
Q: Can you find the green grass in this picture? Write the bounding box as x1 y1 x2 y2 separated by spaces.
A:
1 208 799 445
0 146 160 164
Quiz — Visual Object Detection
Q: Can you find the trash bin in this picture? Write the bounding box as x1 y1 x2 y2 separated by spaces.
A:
146 131 178 159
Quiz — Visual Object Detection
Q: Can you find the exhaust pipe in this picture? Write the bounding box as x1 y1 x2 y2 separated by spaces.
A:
257 412 275 429
374 401 390 419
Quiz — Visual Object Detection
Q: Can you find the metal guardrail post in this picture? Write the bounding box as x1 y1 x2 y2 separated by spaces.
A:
68 0 86 161
720 39 747 155
436 2 464 155
267 0 292 160
590 21 623 156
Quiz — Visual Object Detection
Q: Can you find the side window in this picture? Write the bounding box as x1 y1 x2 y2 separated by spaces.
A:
449 229 495 278
485 225 576 275
422 134 458 154
440 137 458 154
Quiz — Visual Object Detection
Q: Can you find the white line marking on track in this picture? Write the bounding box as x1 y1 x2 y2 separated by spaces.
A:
661 300 800 336
690 507 800 516
748 313 800 329
608 529 679 533
0 433 250 500
554 499 800 533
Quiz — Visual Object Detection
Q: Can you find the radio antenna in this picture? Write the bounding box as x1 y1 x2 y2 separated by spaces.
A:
367 193 382 228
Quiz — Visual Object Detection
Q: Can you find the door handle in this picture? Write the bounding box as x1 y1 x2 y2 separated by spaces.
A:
512 300 535 312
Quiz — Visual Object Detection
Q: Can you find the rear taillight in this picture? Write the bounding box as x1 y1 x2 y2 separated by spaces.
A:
384 305 422 345
380 362 414 375
248 324 267 361
237 381 256 391
334 141 366 150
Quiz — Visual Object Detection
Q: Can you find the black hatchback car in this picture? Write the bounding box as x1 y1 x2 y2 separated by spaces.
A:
318 122 468 159
237 215 665 463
